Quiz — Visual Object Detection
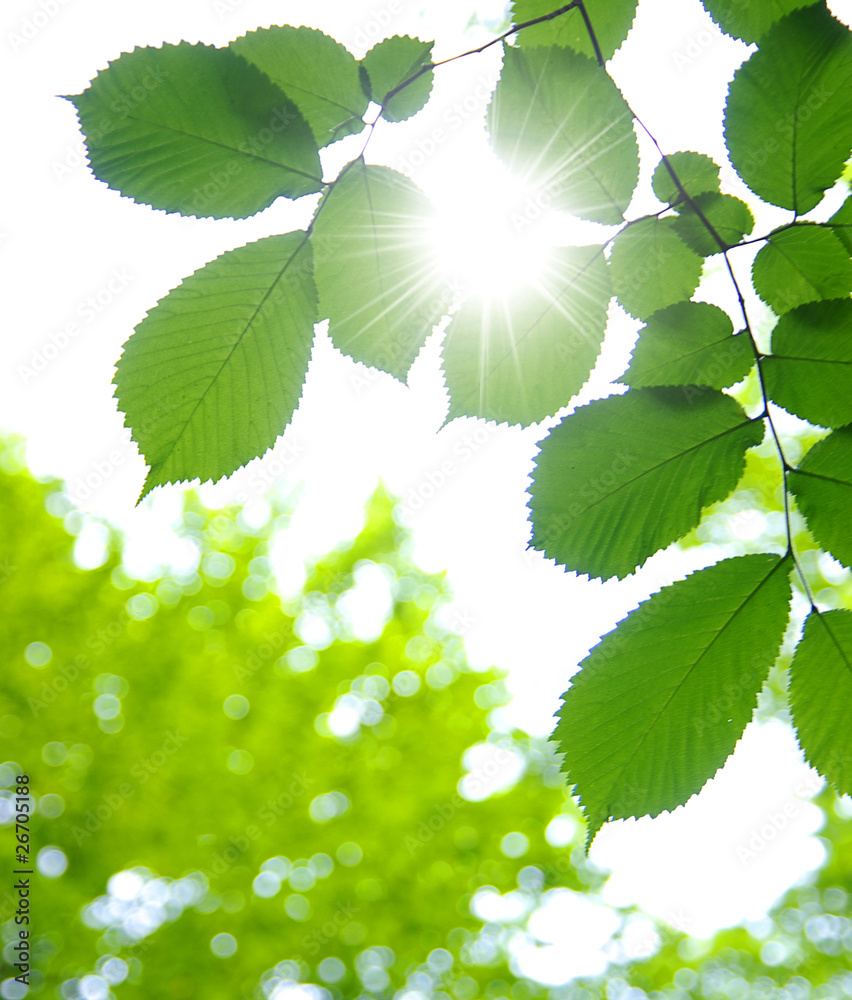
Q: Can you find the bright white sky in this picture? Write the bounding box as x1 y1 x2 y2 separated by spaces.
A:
3 0 850 962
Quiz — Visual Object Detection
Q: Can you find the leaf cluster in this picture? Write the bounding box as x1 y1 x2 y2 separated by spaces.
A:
66 1 852 845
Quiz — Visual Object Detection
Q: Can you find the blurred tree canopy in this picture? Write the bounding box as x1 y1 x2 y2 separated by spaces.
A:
2 436 852 999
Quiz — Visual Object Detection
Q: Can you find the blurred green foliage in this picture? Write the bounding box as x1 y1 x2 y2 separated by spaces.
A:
2 436 852 1000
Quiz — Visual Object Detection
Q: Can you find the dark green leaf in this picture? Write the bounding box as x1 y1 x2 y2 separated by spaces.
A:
312 160 447 380
829 194 852 255
724 5 852 213
701 0 813 42
488 44 639 225
789 427 852 566
361 35 434 123
529 387 765 579
511 0 638 60
556 554 792 846
651 151 721 205
609 218 704 319
66 43 323 218
620 301 753 389
114 234 316 498
230 26 368 146
671 192 754 256
441 246 610 426
751 225 852 314
763 300 852 426
790 609 852 796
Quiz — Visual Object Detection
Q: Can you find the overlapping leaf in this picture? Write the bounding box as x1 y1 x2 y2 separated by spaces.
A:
511 0 638 60
230 26 368 145
529 387 765 579
115 234 317 498
651 151 721 205
66 43 323 218
609 218 703 319
701 0 813 43
360 36 434 123
763 300 852 427
488 44 639 225
556 554 792 846
752 225 852 314
671 193 754 256
441 246 610 426
311 160 447 380
830 195 852 255
790 610 852 796
724 5 852 213
789 427 852 567
620 301 752 389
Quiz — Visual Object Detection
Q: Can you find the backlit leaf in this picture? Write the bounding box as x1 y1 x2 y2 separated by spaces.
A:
114 233 317 497
790 609 852 796
651 151 721 205
620 301 752 389
830 194 852 255
789 427 852 567
230 26 368 145
529 387 765 579
609 218 703 319
763 300 852 427
511 0 638 60
360 35 434 123
311 160 448 380
702 0 813 42
488 44 639 225
751 225 852 314
671 192 754 256
556 554 792 846
66 43 323 218
441 246 611 426
724 5 852 213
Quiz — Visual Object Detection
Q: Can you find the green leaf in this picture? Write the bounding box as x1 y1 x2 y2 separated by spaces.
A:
529 387 765 579
620 301 753 389
829 194 852 255
114 233 317 498
230 26 368 146
789 427 852 567
763 300 852 427
556 554 792 846
511 0 638 60
651 151 721 205
701 0 814 43
66 43 323 219
671 192 754 256
751 225 852 314
441 246 611 426
609 218 704 319
360 36 434 123
488 44 639 226
790 609 852 796
724 5 852 213
311 160 447 380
